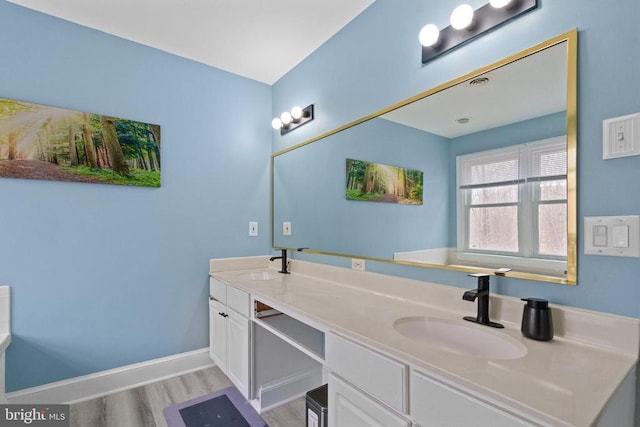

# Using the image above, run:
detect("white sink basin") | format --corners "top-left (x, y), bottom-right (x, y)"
top-left (393, 316), bottom-right (527, 360)
top-left (237, 271), bottom-right (283, 281)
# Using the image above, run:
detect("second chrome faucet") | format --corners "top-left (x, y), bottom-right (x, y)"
top-left (463, 273), bottom-right (503, 328)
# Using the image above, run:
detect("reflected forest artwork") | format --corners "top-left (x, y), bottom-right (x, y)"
top-left (0, 97), bottom-right (161, 187)
top-left (346, 158), bottom-right (423, 205)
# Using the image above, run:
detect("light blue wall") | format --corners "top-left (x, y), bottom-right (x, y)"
top-left (0, 2), bottom-right (272, 391)
top-left (274, 117), bottom-right (449, 257)
top-left (273, 0), bottom-right (640, 318)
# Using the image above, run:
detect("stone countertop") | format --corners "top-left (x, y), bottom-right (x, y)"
top-left (210, 258), bottom-right (638, 427)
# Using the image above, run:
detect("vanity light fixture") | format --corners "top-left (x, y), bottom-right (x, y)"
top-left (271, 104), bottom-right (314, 135)
top-left (418, 24), bottom-right (440, 47)
top-left (419, 0), bottom-right (538, 64)
top-left (450, 4), bottom-right (474, 30)
top-left (490, 0), bottom-right (512, 8)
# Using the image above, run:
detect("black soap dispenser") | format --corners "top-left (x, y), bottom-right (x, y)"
top-left (521, 298), bottom-right (554, 341)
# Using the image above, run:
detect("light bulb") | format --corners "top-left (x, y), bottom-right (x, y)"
top-left (291, 106), bottom-right (303, 119)
top-left (489, 0), bottom-right (512, 8)
top-left (280, 112), bottom-right (292, 125)
top-left (450, 4), bottom-right (474, 30)
top-left (271, 118), bottom-right (283, 129)
top-left (419, 24), bottom-right (440, 47)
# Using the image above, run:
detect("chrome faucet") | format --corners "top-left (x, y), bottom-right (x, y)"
top-left (463, 273), bottom-right (503, 328)
top-left (269, 249), bottom-right (290, 274)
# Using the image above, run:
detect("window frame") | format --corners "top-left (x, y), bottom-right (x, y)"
top-left (455, 136), bottom-right (567, 274)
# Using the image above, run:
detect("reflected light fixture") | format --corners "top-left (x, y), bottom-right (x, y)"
top-left (280, 111), bottom-right (292, 125)
top-left (291, 105), bottom-right (303, 119)
top-left (420, 0), bottom-right (538, 64)
top-left (271, 104), bottom-right (314, 135)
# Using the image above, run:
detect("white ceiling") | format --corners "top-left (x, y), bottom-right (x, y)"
top-left (382, 42), bottom-right (568, 138)
top-left (7, 0), bottom-right (375, 85)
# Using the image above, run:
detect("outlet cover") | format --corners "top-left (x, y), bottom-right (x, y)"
top-left (351, 258), bottom-right (365, 271)
top-left (249, 221), bottom-right (258, 237)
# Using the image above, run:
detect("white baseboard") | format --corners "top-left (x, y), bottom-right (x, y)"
top-left (6, 347), bottom-right (215, 405)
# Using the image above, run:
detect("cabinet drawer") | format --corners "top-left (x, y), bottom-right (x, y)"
top-left (326, 332), bottom-right (407, 414)
top-left (328, 373), bottom-right (410, 427)
top-left (227, 285), bottom-right (250, 317)
top-left (209, 278), bottom-right (227, 304)
top-left (410, 369), bottom-right (534, 427)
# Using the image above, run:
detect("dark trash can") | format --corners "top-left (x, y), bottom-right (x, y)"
top-left (305, 384), bottom-right (328, 427)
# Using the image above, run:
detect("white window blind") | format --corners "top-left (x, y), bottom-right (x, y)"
top-left (457, 136), bottom-right (567, 263)
top-left (459, 146), bottom-right (521, 189)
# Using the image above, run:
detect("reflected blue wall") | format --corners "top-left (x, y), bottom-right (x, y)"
top-left (274, 117), bottom-right (449, 257)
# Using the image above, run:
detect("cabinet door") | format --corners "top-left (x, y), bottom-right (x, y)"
top-left (209, 299), bottom-right (227, 372)
top-left (410, 369), bottom-right (534, 427)
top-left (326, 332), bottom-right (407, 414)
top-left (328, 373), bottom-right (410, 427)
top-left (226, 309), bottom-right (250, 398)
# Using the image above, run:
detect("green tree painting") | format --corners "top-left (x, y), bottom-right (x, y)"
top-left (0, 97), bottom-right (161, 187)
top-left (346, 158), bottom-right (423, 204)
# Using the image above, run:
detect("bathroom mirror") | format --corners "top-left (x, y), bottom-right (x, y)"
top-left (273, 30), bottom-right (577, 285)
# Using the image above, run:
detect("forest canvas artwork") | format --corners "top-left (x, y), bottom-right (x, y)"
top-left (346, 158), bottom-right (423, 204)
top-left (0, 97), bottom-right (161, 187)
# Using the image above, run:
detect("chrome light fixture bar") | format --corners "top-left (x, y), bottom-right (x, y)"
top-left (271, 104), bottom-right (314, 135)
top-left (420, 0), bottom-right (538, 64)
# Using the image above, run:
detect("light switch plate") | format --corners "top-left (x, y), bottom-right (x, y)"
top-left (584, 216), bottom-right (640, 257)
top-left (603, 113), bottom-right (640, 159)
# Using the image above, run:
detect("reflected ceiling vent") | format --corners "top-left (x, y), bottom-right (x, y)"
top-left (469, 77), bottom-right (490, 87)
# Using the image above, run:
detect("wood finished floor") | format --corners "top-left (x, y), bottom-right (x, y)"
top-left (70, 366), bottom-right (305, 427)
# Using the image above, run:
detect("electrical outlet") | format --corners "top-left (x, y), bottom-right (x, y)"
top-left (283, 221), bottom-right (292, 236)
top-left (249, 221), bottom-right (258, 237)
top-left (351, 258), bottom-right (365, 271)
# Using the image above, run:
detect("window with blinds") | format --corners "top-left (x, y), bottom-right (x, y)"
top-left (457, 136), bottom-right (567, 260)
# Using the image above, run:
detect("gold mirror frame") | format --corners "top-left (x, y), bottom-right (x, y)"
top-left (272, 29), bottom-right (577, 285)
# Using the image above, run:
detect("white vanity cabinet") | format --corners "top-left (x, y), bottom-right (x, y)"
top-left (209, 259), bottom-right (639, 427)
top-left (328, 373), bottom-right (411, 427)
top-left (325, 331), bottom-right (538, 427)
top-left (326, 332), bottom-right (411, 427)
top-left (209, 278), bottom-right (250, 398)
top-left (410, 369), bottom-right (536, 427)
